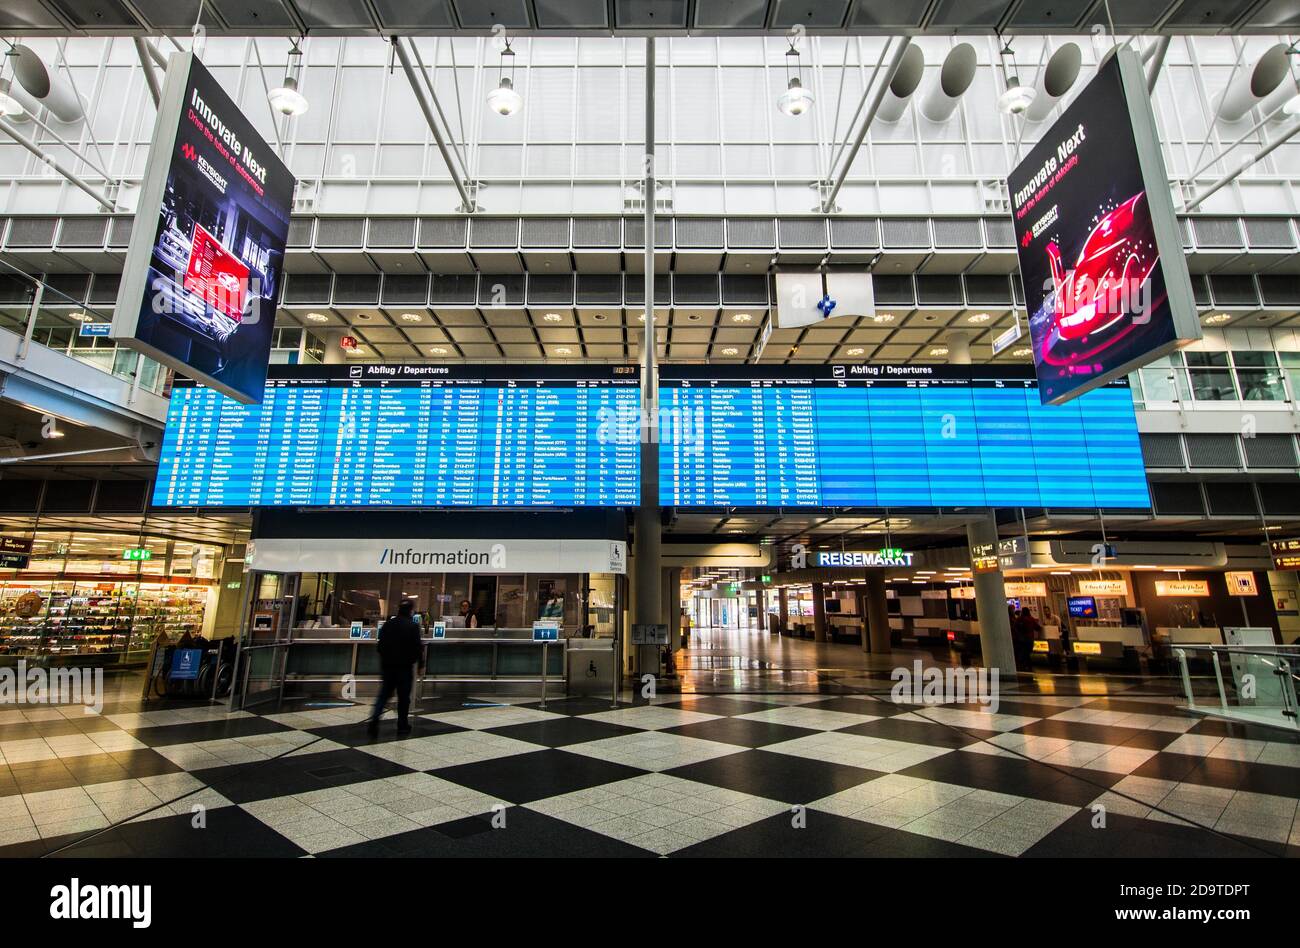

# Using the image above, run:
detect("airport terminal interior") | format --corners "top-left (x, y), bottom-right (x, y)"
top-left (0, 0), bottom-right (1299, 861)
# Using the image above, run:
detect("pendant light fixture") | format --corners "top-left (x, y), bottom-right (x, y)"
top-left (777, 39), bottom-right (814, 116)
top-left (997, 38), bottom-right (1035, 115)
top-left (268, 38), bottom-right (308, 116)
top-left (487, 34), bottom-right (521, 116)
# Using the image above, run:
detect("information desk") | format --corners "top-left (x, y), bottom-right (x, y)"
top-left (279, 627), bottom-right (615, 697)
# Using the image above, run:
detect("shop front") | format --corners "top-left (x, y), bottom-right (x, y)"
top-left (0, 524), bottom-right (224, 668)
top-left (231, 510), bottom-right (627, 704)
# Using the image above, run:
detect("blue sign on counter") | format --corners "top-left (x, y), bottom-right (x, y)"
top-left (532, 622), bottom-right (560, 642)
top-left (169, 648), bottom-right (203, 680)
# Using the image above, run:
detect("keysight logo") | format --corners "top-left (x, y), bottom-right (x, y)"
top-left (49, 879), bottom-right (152, 929)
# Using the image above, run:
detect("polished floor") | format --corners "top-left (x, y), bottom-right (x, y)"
top-left (1, 632), bottom-right (1296, 858)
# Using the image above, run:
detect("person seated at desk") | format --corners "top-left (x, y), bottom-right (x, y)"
top-left (456, 599), bottom-right (479, 629)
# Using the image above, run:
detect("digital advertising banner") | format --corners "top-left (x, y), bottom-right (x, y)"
top-left (1007, 46), bottom-right (1199, 405)
top-left (112, 51), bottom-right (294, 404)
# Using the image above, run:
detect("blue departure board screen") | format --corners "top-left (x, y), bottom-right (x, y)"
top-left (152, 365), bottom-right (641, 507)
top-left (658, 365), bottom-right (1150, 509)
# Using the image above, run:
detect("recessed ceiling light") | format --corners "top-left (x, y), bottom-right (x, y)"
top-left (70, 312), bottom-right (92, 322)
top-left (400, 313), bottom-right (422, 322)
top-left (429, 346), bottom-right (449, 355)
top-left (968, 313), bottom-right (991, 323)
top-left (929, 347), bottom-right (949, 356)
top-left (688, 313), bottom-right (702, 321)
top-left (345, 345), bottom-right (368, 356)
top-left (732, 313), bottom-right (753, 323)
top-left (356, 313), bottom-right (371, 320)
top-left (869, 313), bottom-right (895, 324)
top-left (306, 313), bottom-right (328, 322)
top-left (1205, 313), bottom-right (1232, 324)
top-left (555, 346), bottom-right (573, 355)
top-left (593, 313), bottom-right (607, 321)
top-left (846, 347), bottom-right (865, 356)
top-left (543, 312), bottom-right (563, 322)
top-left (1011, 347), bottom-right (1032, 357)
top-left (721, 347), bottom-right (739, 356)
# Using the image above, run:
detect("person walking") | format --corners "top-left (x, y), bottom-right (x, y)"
top-left (368, 600), bottom-right (425, 736)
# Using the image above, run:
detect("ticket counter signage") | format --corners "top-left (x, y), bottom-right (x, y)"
top-left (1072, 641), bottom-right (1103, 655)
top-left (1005, 581), bottom-right (1048, 598)
top-left (532, 621), bottom-right (561, 642)
top-left (1270, 538), bottom-right (1300, 571)
top-left (1078, 579), bottom-right (1128, 596)
top-left (1225, 572), bottom-right (1259, 597)
top-left (431, 621), bottom-right (447, 640)
top-left (1032, 640), bottom-right (1050, 653)
top-left (1154, 579), bottom-right (1210, 597)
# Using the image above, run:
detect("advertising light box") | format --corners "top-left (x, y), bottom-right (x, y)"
top-left (1007, 46), bottom-right (1199, 405)
top-left (112, 51), bottom-right (294, 404)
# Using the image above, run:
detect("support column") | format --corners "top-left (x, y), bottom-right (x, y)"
top-left (863, 572), bottom-right (891, 654)
top-left (632, 37), bottom-right (662, 678)
top-left (967, 513), bottom-right (1018, 678)
top-left (322, 331), bottom-right (346, 365)
top-left (947, 331), bottom-right (973, 366)
top-left (778, 587), bottom-right (789, 636)
top-left (665, 567), bottom-right (681, 651)
top-left (812, 582), bottom-right (827, 643)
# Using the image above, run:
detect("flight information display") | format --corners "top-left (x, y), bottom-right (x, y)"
top-left (153, 364), bottom-right (641, 507)
top-left (658, 365), bottom-right (1150, 509)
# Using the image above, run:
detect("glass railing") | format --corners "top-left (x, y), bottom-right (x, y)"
top-left (0, 259), bottom-right (171, 397)
top-left (1132, 365), bottom-right (1298, 409)
top-left (1173, 644), bottom-right (1300, 732)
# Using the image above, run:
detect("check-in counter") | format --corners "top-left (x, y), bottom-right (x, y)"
top-left (1030, 625), bottom-right (1064, 663)
top-left (279, 627), bottom-right (608, 697)
top-left (1158, 626), bottom-right (1224, 648)
top-left (1071, 625), bottom-right (1146, 668)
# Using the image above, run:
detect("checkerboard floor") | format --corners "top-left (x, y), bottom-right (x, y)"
top-left (2, 685), bottom-right (1297, 858)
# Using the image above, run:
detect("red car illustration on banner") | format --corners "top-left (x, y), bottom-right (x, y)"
top-left (182, 223), bottom-right (249, 323)
top-left (1042, 191), bottom-right (1159, 347)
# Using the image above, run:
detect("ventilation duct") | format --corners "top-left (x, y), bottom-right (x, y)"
top-left (919, 43), bottom-right (976, 123)
top-left (876, 45), bottom-right (925, 123)
top-left (1217, 43), bottom-right (1290, 122)
top-left (1025, 43), bottom-right (1082, 123)
top-left (11, 45), bottom-right (84, 123)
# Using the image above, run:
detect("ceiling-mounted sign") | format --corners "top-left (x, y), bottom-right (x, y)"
top-left (1270, 537), bottom-right (1300, 571)
top-left (123, 547), bottom-right (153, 562)
top-left (0, 554), bottom-right (30, 569)
top-left (1078, 579), bottom-right (1128, 597)
top-left (0, 537), bottom-right (33, 555)
top-left (1006, 46), bottom-right (1199, 405)
top-left (991, 319), bottom-right (1023, 356)
top-left (1154, 579), bottom-right (1210, 597)
top-left (997, 536), bottom-right (1032, 571)
top-left (1224, 571), bottom-right (1259, 597)
top-left (815, 548), bottom-right (914, 568)
top-left (774, 271), bottom-right (874, 329)
top-left (111, 50), bottom-right (295, 405)
top-left (970, 542), bottom-right (999, 573)
top-left (78, 322), bottom-right (113, 337)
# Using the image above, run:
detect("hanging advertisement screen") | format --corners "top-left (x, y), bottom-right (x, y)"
top-left (1007, 46), bottom-right (1199, 405)
top-left (111, 50), bottom-right (294, 405)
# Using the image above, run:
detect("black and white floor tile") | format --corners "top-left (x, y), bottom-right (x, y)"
top-left (1, 685), bottom-right (1297, 858)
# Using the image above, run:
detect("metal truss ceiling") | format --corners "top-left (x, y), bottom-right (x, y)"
top-left (4, 0), bottom-right (1297, 37)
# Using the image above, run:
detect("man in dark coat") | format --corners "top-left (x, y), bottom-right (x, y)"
top-left (368, 600), bottom-right (425, 736)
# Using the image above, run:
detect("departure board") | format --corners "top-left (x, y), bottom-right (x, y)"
top-left (658, 365), bottom-right (1150, 509)
top-left (153, 365), bottom-right (641, 507)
